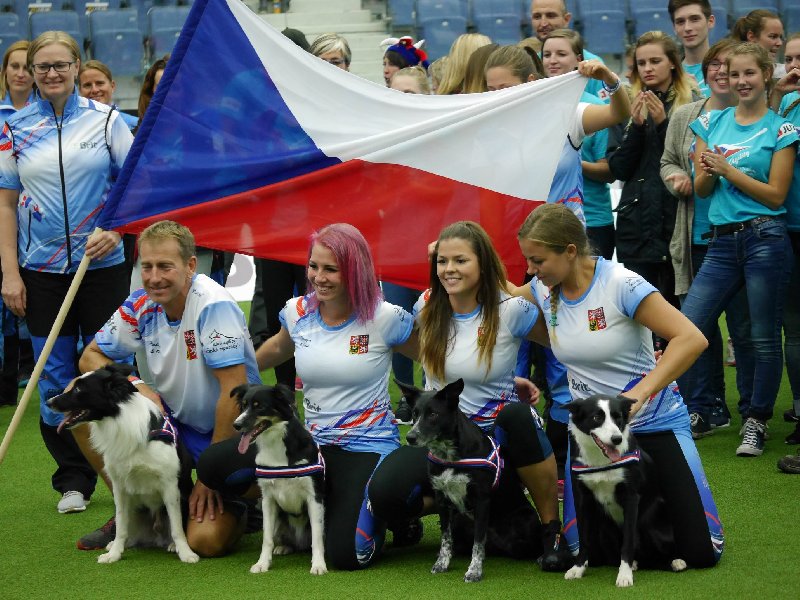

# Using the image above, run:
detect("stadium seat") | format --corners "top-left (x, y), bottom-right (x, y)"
top-left (709, 5), bottom-right (729, 44)
top-left (29, 10), bottom-right (83, 50)
top-left (0, 31), bottom-right (21, 56)
top-left (730, 2), bottom-right (779, 19)
top-left (579, 0), bottom-right (628, 15)
top-left (91, 29), bottom-right (143, 75)
top-left (88, 6), bottom-right (137, 35)
top-left (474, 15), bottom-right (521, 45)
top-left (632, 8), bottom-right (671, 39)
top-left (0, 10), bottom-right (18, 35)
top-left (580, 9), bottom-right (626, 55)
top-left (387, 0), bottom-right (415, 29)
top-left (416, 0), bottom-right (468, 25)
top-left (472, 0), bottom-right (519, 18)
top-left (147, 5), bottom-right (189, 55)
top-left (784, 6), bottom-right (800, 38)
top-left (419, 16), bottom-right (467, 60)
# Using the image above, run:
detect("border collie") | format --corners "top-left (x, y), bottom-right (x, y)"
top-left (399, 378), bottom-right (500, 583)
top-left (47, 363), bottom-right (198, 564)
top-left (565, 394), bottom-right (686, 587)
top-left (232, 383), bottom-right (326, 575)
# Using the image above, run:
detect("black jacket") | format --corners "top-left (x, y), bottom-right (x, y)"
top-left (609, 90), bottom-right (678, 264)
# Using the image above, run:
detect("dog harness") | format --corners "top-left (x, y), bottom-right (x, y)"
top-left (426, 436), bottom-right (503, 490)
top-left (570, 449), bottom-right (641, 474)
top-left (255, 448), bottom-right (326, 479)
top-left (148, 414), bottom-right (178, 446)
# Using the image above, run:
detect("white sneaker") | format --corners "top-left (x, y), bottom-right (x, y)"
top-left (57, 491), bottom-right (89, 514)
top-left (736, 418), bottom-right (766, 457)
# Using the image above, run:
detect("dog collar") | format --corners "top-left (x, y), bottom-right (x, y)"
top-left (148, 414), bottom-right (178, 446)
top-left (571, 449), bottom-right (641, 474)
top-left (427, 436), bottom-right (503, 490)
top-left (255, 448), bottom-right (325, 479)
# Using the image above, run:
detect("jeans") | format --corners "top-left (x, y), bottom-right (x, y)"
top-left (683, 245), bottom-right (754, 416)
top-left (380, 281), bottom-right (419, 386)
top-left (786, 232), bottom-right (800, 412)
top-left (679, 219), bottom-right (794, 422)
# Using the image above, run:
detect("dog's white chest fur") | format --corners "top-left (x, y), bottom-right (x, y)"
top-left (255, 425), bottom-right (316, 516)
top-left (431, 469), bottom-right (470, 514)
top-left (579, 470), bottom-right (625, 524)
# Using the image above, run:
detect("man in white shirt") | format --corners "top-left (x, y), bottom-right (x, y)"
top-left (73, 220), bottom-right (261, 557)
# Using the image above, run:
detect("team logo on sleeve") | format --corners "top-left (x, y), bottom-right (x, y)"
top-left (349, 335), bottom-right (369, 355)
top-left (184, 330), bottom-right (198, 360)
top-left (205, 329), bottom-right (240, 353)
top-left (588, 307), bottom-right (607, 331)
top-left (778, 122), bottom-right (797, 140)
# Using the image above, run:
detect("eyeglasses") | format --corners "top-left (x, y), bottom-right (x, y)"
top-left (32, 61), bottom-right (75, 75)
top-left (707, 60), bottom-right (723, 71)
top-left (323, 58), bottom-right (346, 66)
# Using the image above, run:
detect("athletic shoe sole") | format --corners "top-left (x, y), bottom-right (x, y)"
top-left (58, 500), bottom-right (90, 514)
top-left (777, 457), bottom-right (800, 474)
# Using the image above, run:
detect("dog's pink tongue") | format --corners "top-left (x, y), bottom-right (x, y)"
top-left (56, 418), bottom-right (67, 435)
top-left (606, 447), bottom-right (622, 462)
top-left (237, 432), bottom-right (254, 454)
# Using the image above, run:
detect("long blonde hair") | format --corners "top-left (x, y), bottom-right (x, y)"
top-left (419, 221), bottom-right (508, 381)
top-left (437, 33), bottom-right (492, 95)
top-left (0, 40), bottom-right (30, 98)
top-left (630, 31), bottom-right (694, 117)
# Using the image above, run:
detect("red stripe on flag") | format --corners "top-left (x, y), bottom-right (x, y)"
top-left (113, 160), bottom-right (542, 289)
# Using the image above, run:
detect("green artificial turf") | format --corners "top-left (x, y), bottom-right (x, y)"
top-left (1, 315), bottom-right (799, 599)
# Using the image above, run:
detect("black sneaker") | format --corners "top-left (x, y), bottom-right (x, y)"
top-left (538, 520), bottom-right (572, 572)
top-left (389, 518), bottom-right (423, 547)
top-left (709, 399), bottom-right (731, 429)
top-left (784, 408), bottom-right (800, 423)
top-left (786, 423), bottom-right (800, 445)
top-left (777, 451), bottom-right (800, 474)
top-left (395, 397), bottom-right (413, 426)
top-left (690, 412), bottom-right (712, 439)
top-left (77, 516), bottom-right (115, 550)
top-left (736, 418), bottom-right (766, 457)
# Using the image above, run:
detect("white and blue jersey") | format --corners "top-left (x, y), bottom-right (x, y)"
top-left (683, 62), bottom-right (710, 98)
top-left (529, 258), bottom-right (689, 433)
top-left (0, 91), bottom-right (34, 122)
top-left (113, 106), bottom-right (138, 132)
top-left (414, 290), bottom-right (540, 432)
top-left (280, 296), bottom-right (413, 456)
top-left (779, 92), bottom-right (800, 233)
top-left (94, 274), bottom-right (261, 434)
top-left (690, 107), bottom-right (799, 225)
top-left (0, 89), bottom-right (133, 273)
top-left (547, 101), bottom-right (590, 225)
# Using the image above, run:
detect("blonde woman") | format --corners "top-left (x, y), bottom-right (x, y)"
top-left (437, 33), bottom-right (492, 95)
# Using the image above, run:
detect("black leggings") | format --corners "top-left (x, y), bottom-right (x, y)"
top-left (196, 439), bottom-right (384, 570)
top-left (369, 403), bottom-right (552, 558)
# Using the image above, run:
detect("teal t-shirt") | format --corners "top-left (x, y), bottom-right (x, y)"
top-left (683, 62), bottom-right (710, 98)
top-left (580, 92), bottom-right (613, 227)
top-left (688, 136), bottom-right (713, 245)
top-left (779, 91), bottom-right (800, 232)
top-left (583, 49), bottom-right (606, 100)
top-left (690, 107), bottom-right (799, 224)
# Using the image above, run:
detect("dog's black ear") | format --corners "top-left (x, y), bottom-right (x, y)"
top-left (616, 395), bottom-right (636, 417)
top-left (273, 384), bottom-right (296, 420)
top-left (442, 378), bottom-right (464, 409)
top-left (394, 378), bottom-right (421, 408)
top-left (564, 400), bottom-right (582, 418)
top-left (230, 384), bottom-right (250, 401)
top-left (104, 362), bottom-right (135, 378)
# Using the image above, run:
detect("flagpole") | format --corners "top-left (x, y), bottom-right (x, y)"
top-left (0, 226), bottom-right (101, 467)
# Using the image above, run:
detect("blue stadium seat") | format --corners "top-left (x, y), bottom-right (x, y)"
top-left (628, 0), bottom-right (663, 9)
top-left (149, 27), bottom-right (180, 54)
top-left (0, 10), bottom-right (18, 35)
top-left (474, 15), bottom-right (521, 45)
top-left (91, 29), bottom-right (143, 75)
top-left (0, 0), bottom-right (15, 13)
top-left (88, 6), bottom-right (138, 35)
top-left (416, 0), bottom-right (468, 25)
top-left (419, 16), bottom-right (467, 59)
top-left (784, 6), bottom-right (800, 37)
top-left (632, 8), bottom-right (671, 39)
top-left (472, 0), bottom-right (518, 18)
top-left (387, 0), bottom-right (415, 29)
top-left (0, 30), bottom-right (21, 57)
top-left (29, 9), bottom-right (83, 50)
top-left (580, 9), bottom-right (626, 55)
top-left (579, 0), bottom-right (628, 15)
top-left (730, 2), bottom-right (778, 19)
top-left (147, 4), bottom-right (188, 34)
top-left (709, 5), bottom-right (728, 44)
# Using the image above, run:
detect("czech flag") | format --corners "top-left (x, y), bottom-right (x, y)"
top-left (99, 0), bottom-right (586, 289)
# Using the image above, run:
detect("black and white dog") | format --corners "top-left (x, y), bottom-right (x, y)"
top-left (398, 378), bottom-right (500, 583)
top-left (565, 394), bottom-right (686, 587)
top-left (47, 363), bottom-right (199, 564)
top-left (232, 383), bottom-right (327, 575)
